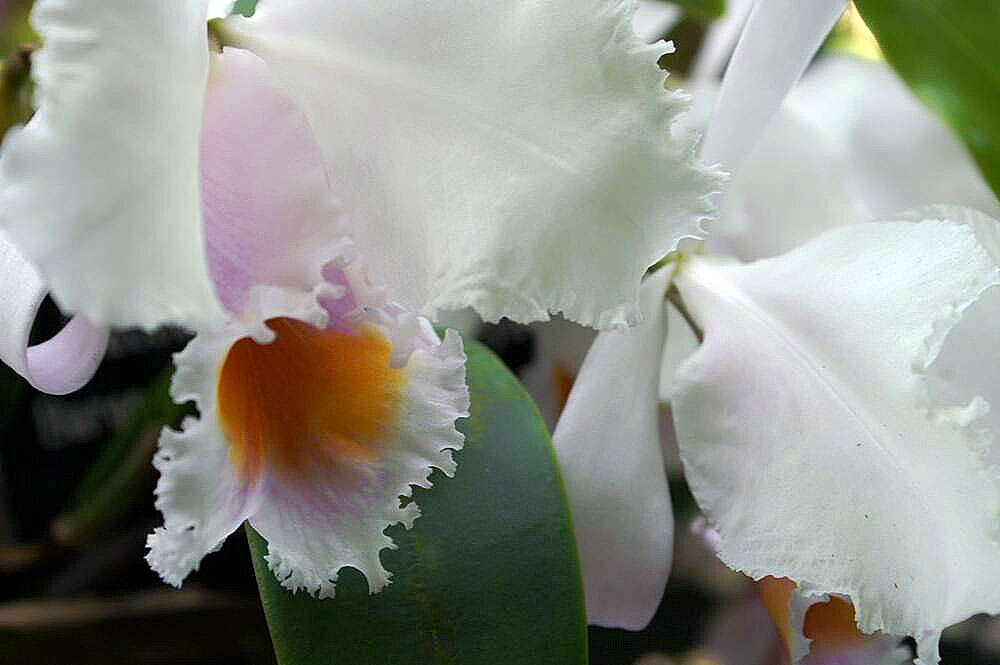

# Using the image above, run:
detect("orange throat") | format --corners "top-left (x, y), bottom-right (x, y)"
top-left (216, 317), bottom-right (407, 485)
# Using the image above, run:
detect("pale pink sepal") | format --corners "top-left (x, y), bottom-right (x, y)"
top-left (200, 48), bottom-right (346, 315)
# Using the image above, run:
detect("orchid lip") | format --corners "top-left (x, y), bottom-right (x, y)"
top-left (216, 316), bottom-right (408, 486)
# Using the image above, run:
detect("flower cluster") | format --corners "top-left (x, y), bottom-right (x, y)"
top-left (0, 2), bottom-right (997, 664)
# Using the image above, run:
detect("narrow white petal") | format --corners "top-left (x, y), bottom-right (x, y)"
top-left (668, 74), bottom-right (865, 261)
top-left (553, 268), bottom-right (673, 629)
top-left (223, 0), bottom-right (720, 329)
top-left (701, 0), bottom-right (847, 172)
top-left (0, 0), bottom-right (223, 329)
top-left (0, 232), bottom-right (107, 394)
top-left (689, 0), bottom-right (754, 81)
top-left (671, 218), bottom-right (1000, 662)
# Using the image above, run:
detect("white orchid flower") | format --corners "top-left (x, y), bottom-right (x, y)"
top-left (0, 0), bottom-right (719, 596)
top-left (554, 8), bottom-right (1000, 664)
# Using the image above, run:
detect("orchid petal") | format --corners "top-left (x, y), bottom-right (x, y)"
top-left (710, 56), bottom-right (999, 262)
top-left (553, 268), bottom-right (673, 629)
top-left (149, 276), bottom-right (469, 597)
top-left (0, 232), bottom-right (107, 394)
top-left (689, 0), bottom-right (754, 81)
top-left (713, 101), bottom-right (864, 259)
top-left (786, 57), bottom-right (1000, 222)
top-left (668, 75), bottom-right (866, 261)
top-left (915, 206), bottom-right (1000, 461)
top-left (701, 0), bottom-right (847, 172)
top-left (201, 48), bottom-right (346, 315)
top-left (146, 326), bottom-right (264, 586)
top-left (671, 217), bottom-right (1000, 663)
top-left (0, 0), bottom-right (223, 329)
top-left (147, 283), bottom-right (337, 586)
top-left (250, 321), bottom-right (468, 597)
top-left (222, 0), bottom-right (721, 329)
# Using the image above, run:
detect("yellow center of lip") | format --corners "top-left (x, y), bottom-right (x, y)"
top-left (216, 317), bottom-right (407, 484)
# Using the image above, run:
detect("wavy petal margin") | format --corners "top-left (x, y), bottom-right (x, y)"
top-left (148, 280), bottom-right (469, 597)
top-left (222, 0), bottom-right (721, 329)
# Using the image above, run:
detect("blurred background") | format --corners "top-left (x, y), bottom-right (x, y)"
top-left (0, 1), bottom-right (998, 664)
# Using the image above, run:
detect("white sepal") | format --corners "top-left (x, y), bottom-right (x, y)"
top-left (553, 268), bottom-right (673, 629)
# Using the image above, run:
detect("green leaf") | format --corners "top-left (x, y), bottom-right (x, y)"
top-left (672, 0), bottom-right (726, 23)
top-left (854, 0), bottom-right (1000, 198)
top-left (248, 338), bottom-right (588, 665)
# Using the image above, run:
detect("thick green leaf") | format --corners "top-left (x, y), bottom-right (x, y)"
top-left (248, 338), bottom-right (587, 665)
top-left (855, 0), bottom-right (1000, 198)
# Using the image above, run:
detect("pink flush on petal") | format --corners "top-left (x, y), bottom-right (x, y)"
top-left (199, 48), bottom-right (343, 315)
top-left (318, 263), bottom-right (359, 333)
